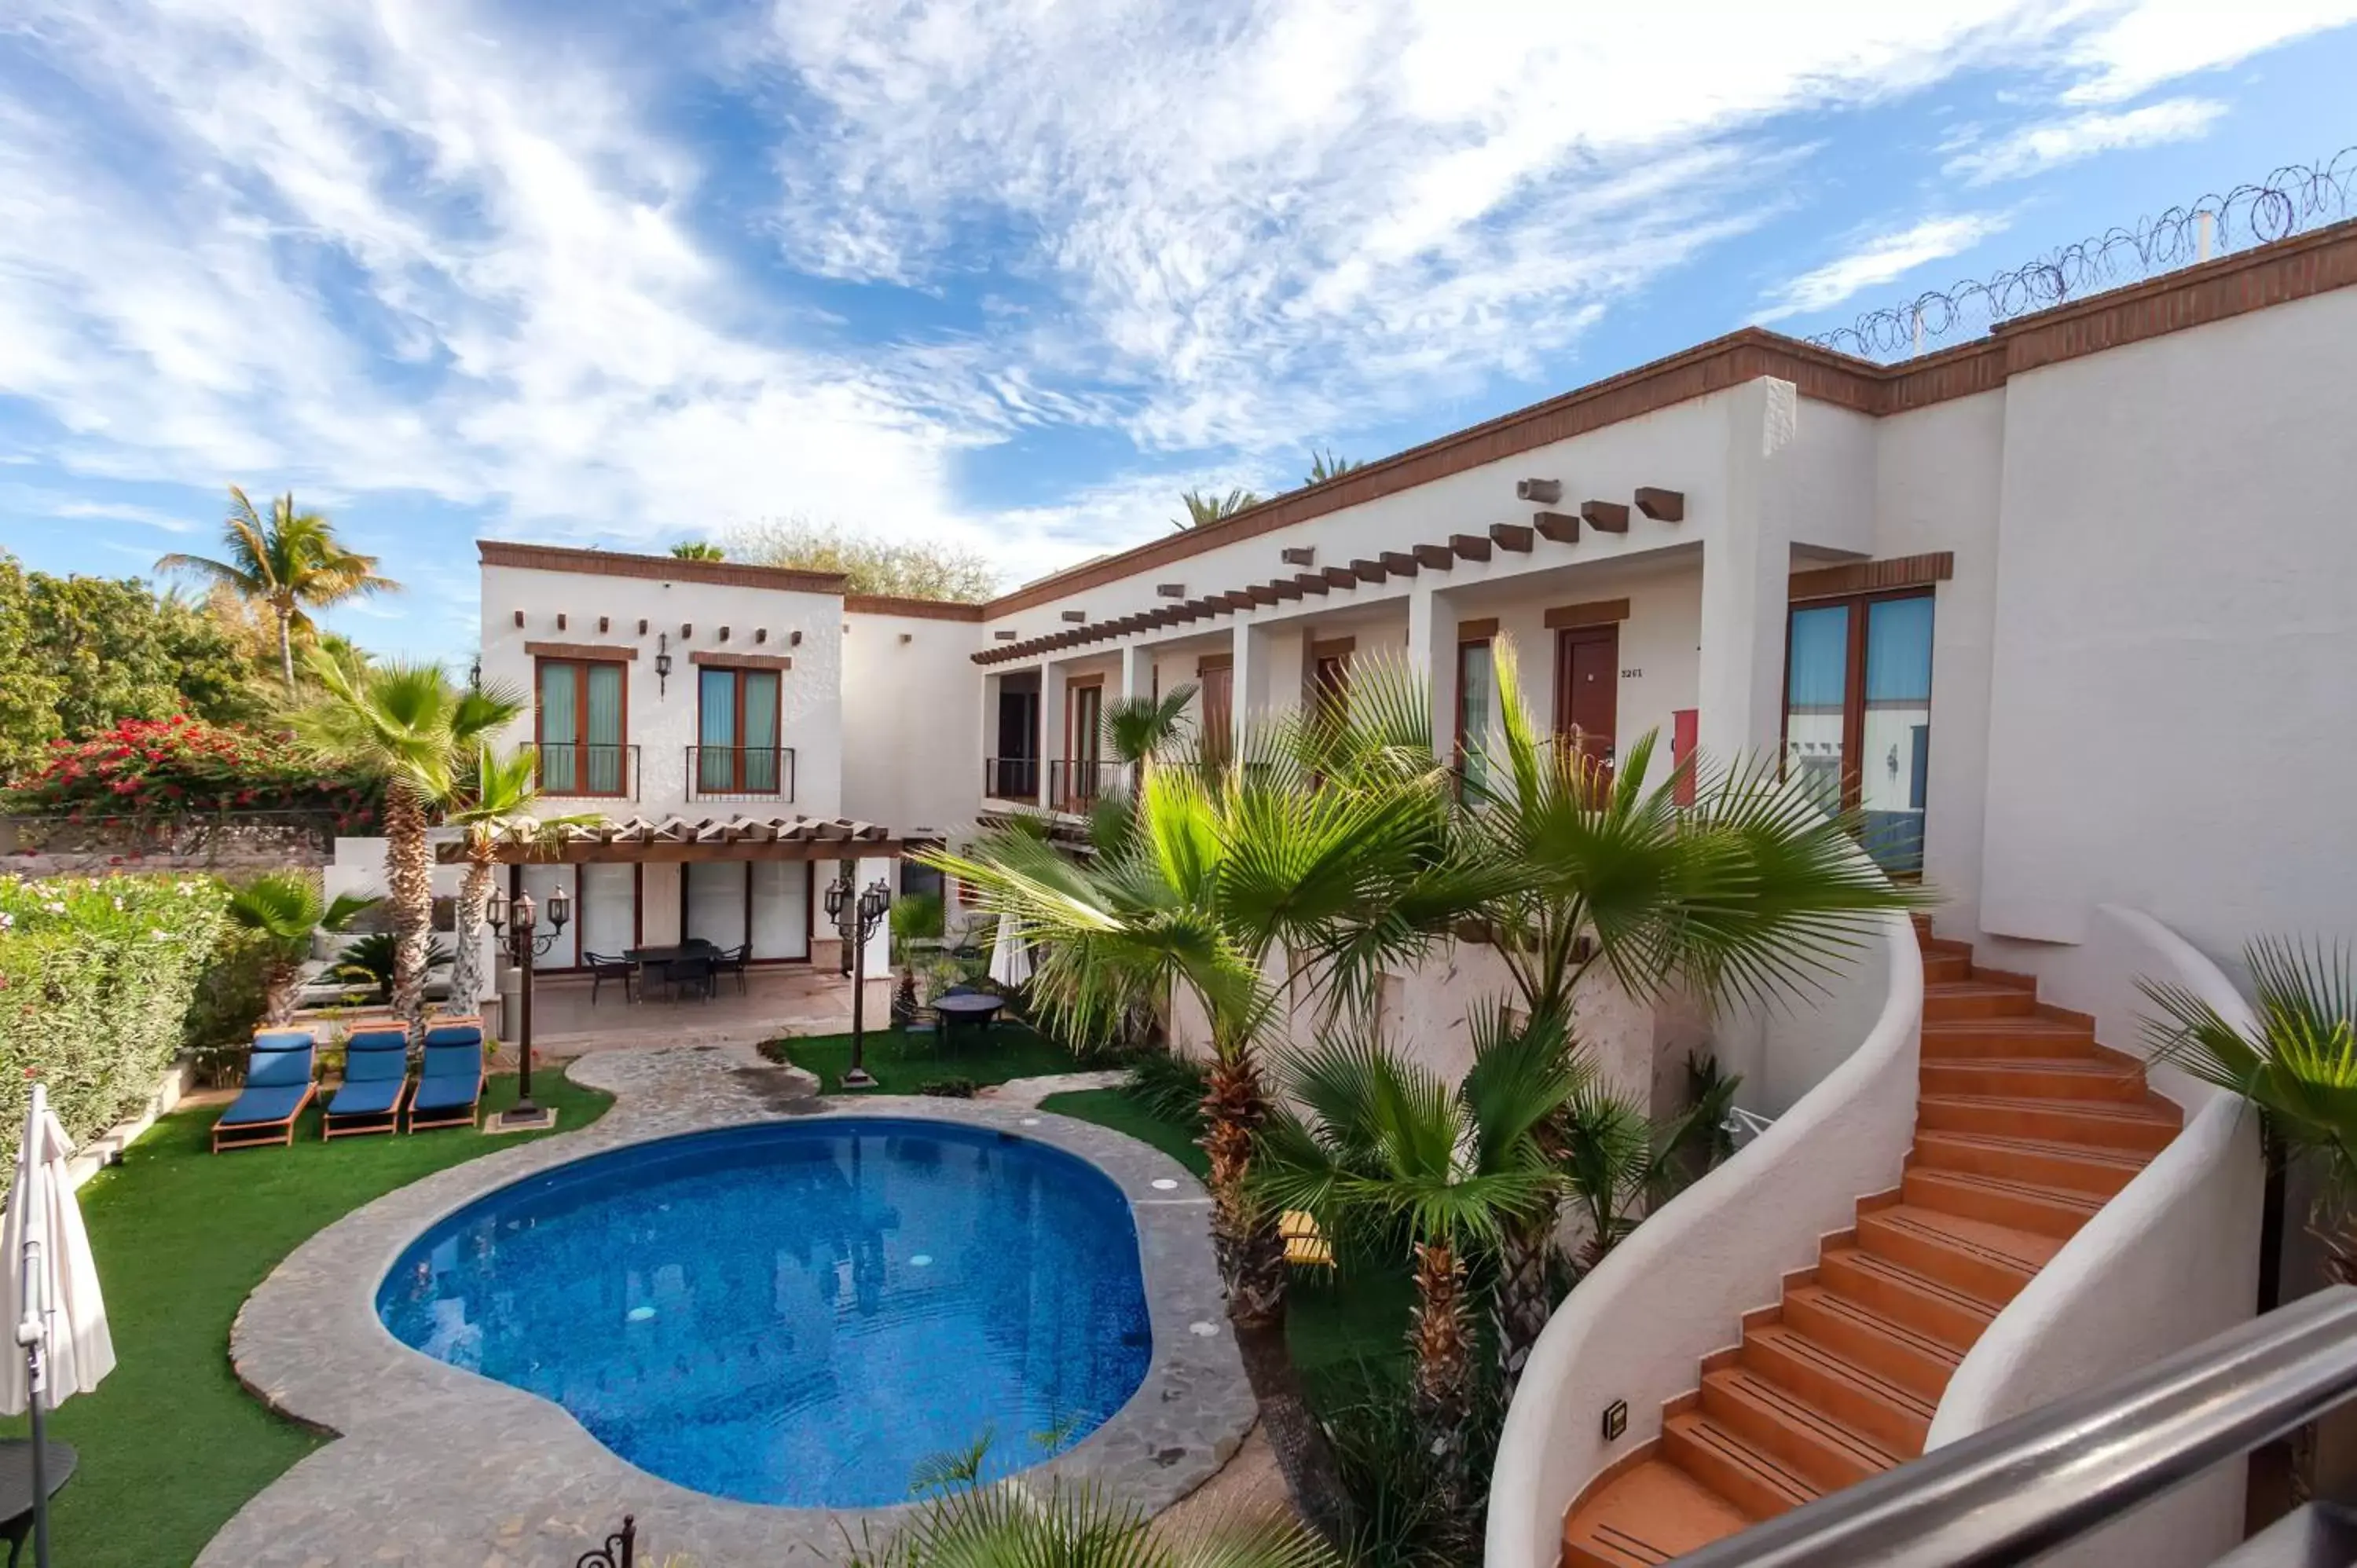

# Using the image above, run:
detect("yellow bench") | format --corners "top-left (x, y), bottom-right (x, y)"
top-left (1281, 1209), bottom-right (1335, 1269)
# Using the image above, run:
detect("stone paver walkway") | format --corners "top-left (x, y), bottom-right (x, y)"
top-left (981, 1068), bottom-right (1131, 1106)
top-left (203, 1045), bottom-right (1255, 1567)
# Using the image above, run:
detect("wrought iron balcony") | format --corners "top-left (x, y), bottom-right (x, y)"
top-left (984, 756), bottom-right (1042, 803)
top-left (1048, 759), bottom-right (1125, 814)
top-left (684, 746), bottom-right (796, 802)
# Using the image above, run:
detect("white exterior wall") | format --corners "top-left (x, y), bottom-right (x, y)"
top-left (478, 562), bottom-right (845, 821)
top-left (839, 608), bottom-right (984, 834)
top-left (1974, 286), bottom-right (2357, 960)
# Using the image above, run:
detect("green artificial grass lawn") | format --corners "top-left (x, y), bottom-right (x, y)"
top-left (0, 1067), bottom-right (613, 1568)
top-left (1037, 1086), bottom-right (1211, 1178)
top-left (768, 1023), bottom-right (1083, 1094)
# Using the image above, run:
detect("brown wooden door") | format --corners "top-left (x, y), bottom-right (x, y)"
top-left (1555, 624), bottom-right (1618, 793)
top-left (1198, 663), bottom-right (1233, 763)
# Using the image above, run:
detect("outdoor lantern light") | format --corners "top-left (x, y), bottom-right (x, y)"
top-left (828, 869), bottom-right (893, 1090)
top-left (488, 877), bottom-right (573, 1132)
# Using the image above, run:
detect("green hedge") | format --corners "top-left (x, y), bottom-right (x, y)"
top-left (0, 873), bottom-right (226, 1168)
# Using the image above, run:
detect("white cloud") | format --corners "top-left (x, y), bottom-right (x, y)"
top-left (1946, 97), bottom-right (2227, 184)
top-left (2062, 0), bottom-right (2357, 102)
top-left (0, 0), bottom-right (2349, 591)
top-left (1755, 215), bottom-right (2012, 324)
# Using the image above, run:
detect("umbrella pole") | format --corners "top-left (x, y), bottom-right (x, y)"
top-left (16, 1090), bottom-right (52, 1568)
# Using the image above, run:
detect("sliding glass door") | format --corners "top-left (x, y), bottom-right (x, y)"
top-left (1783, 590), bottom-right (1935, 874)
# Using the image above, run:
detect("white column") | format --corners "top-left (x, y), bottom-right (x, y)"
top-left (1408, 581), bottom-right (1458, 756)
top-left (1120, 643), bottom-right (1155, 704)
top-left (1038, 659), bottom-right (1066, 810)
top-left (1699, 377), bottom-right (1798, 764)
top-left (1232, 620), bottom-right (1273, 751)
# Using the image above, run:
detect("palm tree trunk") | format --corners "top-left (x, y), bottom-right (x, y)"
top-left (263, 954), bottom-right (303, 1025)
top-left (1493, 1214), bottom-right (1559, 1398)
top-left (1202, 1042), bottom-right (1287, 1327)
top-left (276, 608), bottom-right (296, 694)
top-left (383, 790), bottom-right (434, 1041)
top-left (449, 852), bottom-right (493, 1013)
top-left (1411, 1238), bottom-right (1476, 1541)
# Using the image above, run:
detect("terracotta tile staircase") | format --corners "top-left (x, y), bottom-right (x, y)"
top-left (1558, 923), bottom-right (2184, 1567)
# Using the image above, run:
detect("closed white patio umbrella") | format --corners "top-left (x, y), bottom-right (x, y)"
top-left (4, 1084), bottom-right (114, 1568)
top-left (987, 908), bottom-right (1034, 989)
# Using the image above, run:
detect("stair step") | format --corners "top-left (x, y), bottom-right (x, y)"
top-left (1920, 1017), bottom-right (2099, 1060)
top-left (1923, 953), bottom-right (1972, 984)
top-left (1662, 1409), bottom-right (1822, 1520)
top-left (1923, 981), bottom-right (2038, 1021)
top-left (1740, 1321), bottom-right (1934, 1454)
top-left (1562, 1459), bottom-right (1754, 1567)
top-left (1781, 1283), bottom-right (1963, 1401)
top-left (1920, 1057), bottom-right (2151, 1102)
top-left (1854, 1204), bottom-right (2053, 1306)
top-left (1916, 1094), bottom-right (2181, 1152)
top-left (1913, 1129), bottom-right (2151, 1197)
top-left (1904, 1166), bottom-right (2103, 1239)
top-left (1699, 1367), bottom-right (1901, 1492)
top-left (1816, 1245), bottom-right (2000, 1346)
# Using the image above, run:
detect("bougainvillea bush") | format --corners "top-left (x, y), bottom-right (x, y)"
top-left (0, 714), bottom-right (380, 829)
top-left (0, 873), bottom-right (227, 1167)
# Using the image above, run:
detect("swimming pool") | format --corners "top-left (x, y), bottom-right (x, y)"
top-left (376, 1119), bottom-right (1153, 1508)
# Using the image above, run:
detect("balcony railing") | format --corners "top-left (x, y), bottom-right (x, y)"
top-left (535, 743), bottom-right (639, 800)
top-left (984, 756), bottom-right (1041, 803)
top-left (1049, 759), bottom-right (1125, 814)
top-left (685, 746), bottom-right (796, 802)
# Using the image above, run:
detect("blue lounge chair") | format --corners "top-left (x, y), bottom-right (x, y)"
top-left (213, 1035), bottom-right (317, 1152)
top-left (322, 1028), bottom-right (411, 1140)
top-left (406, 1020), bottom-right (486, 1133)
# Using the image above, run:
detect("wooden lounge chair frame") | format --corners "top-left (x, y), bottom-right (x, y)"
top-left (321, 1031), bottom-right (413, 1141)
top-left (212, 1039), bottom-right (318, 1152)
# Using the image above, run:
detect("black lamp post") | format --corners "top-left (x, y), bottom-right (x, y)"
top-left (825, 867), bottom-right (891, 1089)
top-left (486, 880), bottom-right (570, 1129)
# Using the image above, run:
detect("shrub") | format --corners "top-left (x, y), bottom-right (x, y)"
top-left (0, 872), bottom-right (226, 1166)
top-left (1124, 1050), bottom-right (1211, 1131)
top-left (179, 926), bottom-right (275, 1084)
top-left (1, 713), bottom-right (381, 827)
top-left (917, 1076), bottom-right (978, 1098)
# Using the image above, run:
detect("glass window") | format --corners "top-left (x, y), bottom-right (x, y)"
top-left (698, 668), bottom-right (783, 795)
top-left (1457, 639), bottom-right (1494, 793)
top-left (535, 658), bottom-right (626, 797)
top-left (1781, 592), bottom-right (1934, 875)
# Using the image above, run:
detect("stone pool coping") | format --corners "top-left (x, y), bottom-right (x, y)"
top-left (201, 1045), bottom-right (1255, 1566)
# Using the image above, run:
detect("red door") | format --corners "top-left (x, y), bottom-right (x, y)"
top-left (1555, 625), bottom-right (1619, 796)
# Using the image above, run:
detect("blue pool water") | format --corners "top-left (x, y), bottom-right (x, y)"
top-left (376, 1120), bottom-right (1153, 1507)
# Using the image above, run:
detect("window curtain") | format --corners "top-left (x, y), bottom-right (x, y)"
top-left (1786, 605), bottom-right (1849, 710)
top-left (742, 671), bottom-right (780, 793)
top-left (698, 669), bottom-right (735, 793)
top-left (585, 664), bottom-right (624, 793)
top-left (1864, 597), bottom-right (1934, 705)
top-left (537, 661), bottom-right (577, 793)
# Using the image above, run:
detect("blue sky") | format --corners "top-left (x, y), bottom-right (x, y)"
top-left (2, 1), bottom-right (2353, 663)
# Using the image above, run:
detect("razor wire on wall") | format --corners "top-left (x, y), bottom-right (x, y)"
top-left (1809, 146), bottom-right (2357, 361)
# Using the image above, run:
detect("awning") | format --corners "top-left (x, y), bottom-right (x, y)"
top-left (437, 815), bottom-right (934, 864)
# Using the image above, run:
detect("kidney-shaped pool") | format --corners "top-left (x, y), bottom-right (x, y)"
top-left (376, 1119), bottom-right (1153, 1508)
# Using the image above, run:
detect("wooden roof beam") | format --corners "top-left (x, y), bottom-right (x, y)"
top-left (1634, 486), bottom-right (1685, 522)
top-left (1581, 500), bottom-right (1630, 533)
top-left (1490, 522), bottom-right (1534, 553)
top-left (1450, 533), bottom-right (1492, 562)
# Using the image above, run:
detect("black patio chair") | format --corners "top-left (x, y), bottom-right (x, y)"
top-left (721, 943), bottom-right (752, 996)
top-left (664, 954), bottom-right (717, 1003)
top-left (584, 951), bottom-right (636, 1006)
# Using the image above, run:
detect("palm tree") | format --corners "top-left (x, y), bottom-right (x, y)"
top-left (1257, 1004), bottom-right (1581, 1502)
top-left (670, 540), bottom-right (725, 560)
top-left (442, 745), bottom-right (603, 1013)
top-left (841, 1479), bottom-right (1338, 1568)
top-left (1103, 682), bottom-right (1199, 770)
top-left (1303, 447), bottom-right (1363, 485)
top-left (2145, 939), bottom-right (2357, 1281)
top-left (294, 655), bottom-right (522, 1039)
top-left (1171, 487), bottom-right (1263, 530)
top-left (223, 873), bottom-right (379, 1022)
top-left (158, 487), bottom-right (398, 693)
top-left (1557, 1083), bottom-right (1703, 1275)
top-left (923, 759), bottom-right (1463, 1325)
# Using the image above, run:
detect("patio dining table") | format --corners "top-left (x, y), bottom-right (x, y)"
top-left (623, 940), bottom-right (722, 1002)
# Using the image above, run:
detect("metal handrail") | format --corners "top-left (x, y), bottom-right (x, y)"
top-left (682, 746), bottom-right (795, 803)
top-left (1670, 1285), bottom-right (2357, 1568)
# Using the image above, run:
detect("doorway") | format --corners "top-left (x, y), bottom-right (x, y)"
top-left (1554, 623), bottom-right (1619, 793)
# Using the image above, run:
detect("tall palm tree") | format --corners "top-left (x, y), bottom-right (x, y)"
top-left (669, 540), bottom-right (725, 560)
top-left (842, 1479), bottom-right (1338, 1568)
top-left (442, 745), bottom-right (603, 1013)
top-left (1171, 487), bottom-right (1263, 530)
top-left (294, 655), bottom-right (522, 1038)
top-left (1258, 1004), bottom-right (1581, 1499)
top-left (158, 487), bottom-right (398, 693)
top-left (1303, 446), bottom-right (1363, 485)
top-left (222, 873), bottom-right (379, 1023)
top-left (924, 759), bottom-right (1468, 1325)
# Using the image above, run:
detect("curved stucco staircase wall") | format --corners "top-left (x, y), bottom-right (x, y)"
top-left (1486, 910), bottom-right (1923, 1568)
top-left (1924, 904), bottom-right (2264, 1568)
